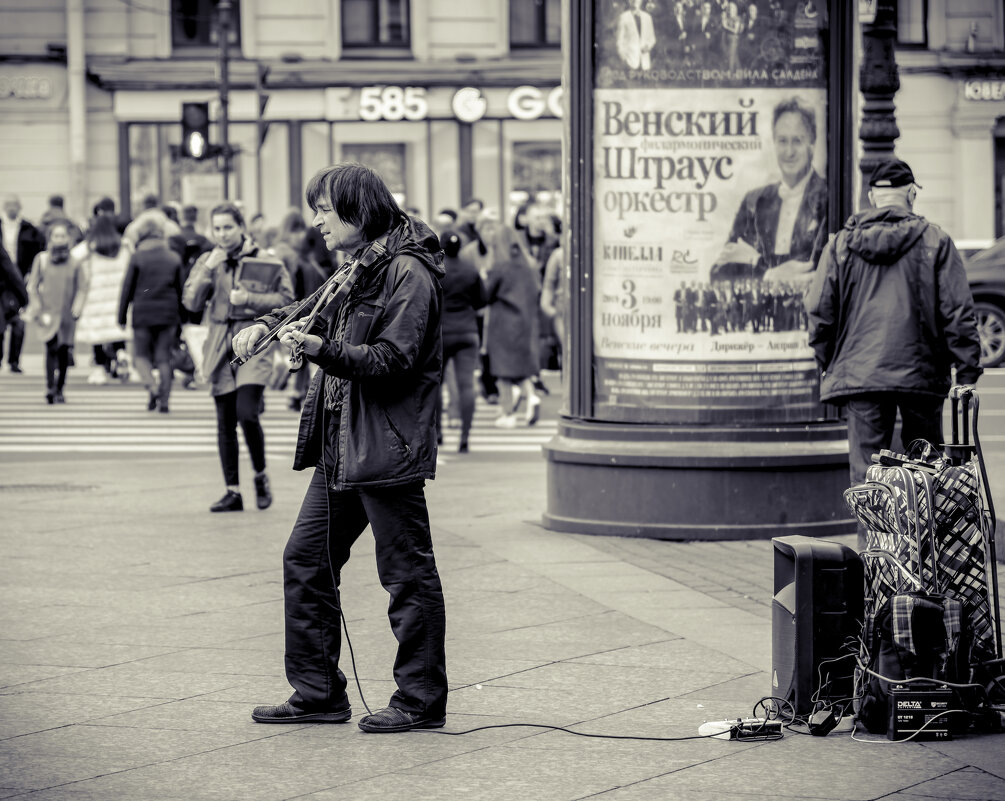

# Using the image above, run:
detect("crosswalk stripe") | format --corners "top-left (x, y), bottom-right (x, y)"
top-left (0, 369), bottom-right (557, 457)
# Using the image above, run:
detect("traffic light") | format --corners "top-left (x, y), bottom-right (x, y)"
top-left (181, 102), bottom-right (210, 159)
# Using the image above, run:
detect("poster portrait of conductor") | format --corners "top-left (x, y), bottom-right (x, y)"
top-left (596, 0), bottom-right (827, 90)
top-left (591, 81), bottom-right (829, 421)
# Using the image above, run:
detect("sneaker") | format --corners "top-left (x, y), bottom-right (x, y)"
top-left (525, 395), bottom-right (541, 426)
top-left (254, 474), bottom-right (272, 510)
top-left (210, 490), bottom-right (244, 512)
top-left (357, 706), bottom-right (445, 733)
top-left (87, 368), bottom-right (108, 385)
top-left (252, 701), bottom-right (351, 724)
top-left (494, 414), bottom-right (517, 429)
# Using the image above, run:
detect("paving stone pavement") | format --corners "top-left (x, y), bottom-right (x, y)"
top-left (1, 442), bottom-right (1004, 800)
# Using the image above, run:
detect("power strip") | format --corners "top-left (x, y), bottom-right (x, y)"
top-left (698, 718), bottom-right (783, 740)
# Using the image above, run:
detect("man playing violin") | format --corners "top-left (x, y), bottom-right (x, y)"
top-left (232, 163), bottom-right (448, 733)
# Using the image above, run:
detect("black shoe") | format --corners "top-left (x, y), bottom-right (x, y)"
top-left (457, 442), bottom-right (469, 454)
top-left (532, 376), bottom-right (550, 396)
top-left (252, 701), bottom-right (351, 724)
top-left (210, 490), bottom-right (243, 512)
top-left (288, 397), bottom-right (302, 412)
top-left (358, 706), bottom-right (445, 733)
top-left (10, 364), bottom-right (22, 374)
top-left (158, 405), bottom-right (169, 414)
top-left (54, 391), bottom-right (65, 404)
top-left (147, 392), bottom-right (158, 411)
top-left (254, 474), bottom-right (272, 510)
top-left (45, 391), bottom-right (54, 405)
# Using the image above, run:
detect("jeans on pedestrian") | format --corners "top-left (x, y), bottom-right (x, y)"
top-left (213, 384), bottom-right (266, 486)
top-left (3, 315), bottom-right (24, 367)
top-left (132, 324), bottom-right (177, 405)
top-left (845, 392), bottom-right (945, 549)
top-left (282, 466), bottom-right (447, 716)
top-left (44, 335), bottom-right (69, 391)
top-left (441, 333), bottom-right (479, 444)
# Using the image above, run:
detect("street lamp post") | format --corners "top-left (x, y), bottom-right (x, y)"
top-left (859, 0), bottom-right (900, 209)
top-left (218, 0), bottom-right (232, 199)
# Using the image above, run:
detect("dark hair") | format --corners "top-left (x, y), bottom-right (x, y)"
top-left (772, 97), bottom-right (816, 143)
top-left (48, 194), bottom-right (65, 208)
top-left (86, 214), bottom-right (122, 257)
top-left (182, 204), bottom-right (199, 223)
top-left (250, 212), bottom-right (265, 224)
top-left (142, 193), bottom-right (160, 210)
top-left (437, 208), bottom-right (458, 221)
top-left (305, 163), bottom-right (401, 242)
top-left (161, 204), bottom-right (179, 224)
top-left (210, 202), bottom-right (245, 228)
top-left (439, 230), bottom-right (462, 258)
top-left (278, 208), bottom-right (307, 243)
top-left (93, 196), bottom-right (116, 216)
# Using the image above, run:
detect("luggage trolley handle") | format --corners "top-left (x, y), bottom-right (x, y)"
top-left (947, 385), bottom-right (996, 531)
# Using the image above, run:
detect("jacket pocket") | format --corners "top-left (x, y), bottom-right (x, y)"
top-left (381, 406), bottom-right (413, 461)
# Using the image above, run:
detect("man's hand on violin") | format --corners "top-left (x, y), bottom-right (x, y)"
top-left (279, 319), bottom-right (323, 358)
top-left (232, 323), bottom-right (268, 361)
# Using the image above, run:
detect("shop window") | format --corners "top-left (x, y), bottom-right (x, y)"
top-left (511, 141), bottom-right (562, 221)
top-left (897, 0), bottom-right (927, 47)
top-left (172, 0), bottom-right (241, 52)
top-left (510, 0), bottom-right (561, 48)
top-left (342, 0), bottom-right (410, 50)
top-left (342, 143), bottom-right (407, 205)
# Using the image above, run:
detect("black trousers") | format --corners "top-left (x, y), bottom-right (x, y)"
top-left (2, 315), bottom-right (24, 367)
top-left (213, 385), bottom-right (266, 486)
top-left (283, 466), bottom-right (447, 717)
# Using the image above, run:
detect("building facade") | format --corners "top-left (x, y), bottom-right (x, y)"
top-left (892, 0), bottom-right (1005, 244)
top-left (0, 0), bottom-right (562, 229)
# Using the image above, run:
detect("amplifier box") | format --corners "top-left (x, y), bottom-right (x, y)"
top-left (887, 684), bottom-right (956, 741)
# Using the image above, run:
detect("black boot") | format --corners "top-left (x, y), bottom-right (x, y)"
top-left (254, 474), bottom-right (272, 510)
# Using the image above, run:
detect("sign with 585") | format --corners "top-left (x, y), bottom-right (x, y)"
top-left (358, 86), bottom-right (428, 121)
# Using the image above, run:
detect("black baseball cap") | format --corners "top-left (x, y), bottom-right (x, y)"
top-left (868, 159), bottom-right (921, 189)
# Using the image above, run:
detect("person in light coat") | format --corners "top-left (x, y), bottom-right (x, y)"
top-left (183, 202), bottom-right (293, 513)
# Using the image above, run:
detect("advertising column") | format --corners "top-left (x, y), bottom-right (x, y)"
top-left (543, 0), bottom-right (856, 540)
top-left (593, 1), bottom-right (829, 424)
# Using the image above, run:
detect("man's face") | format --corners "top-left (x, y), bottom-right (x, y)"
top-left (432, 213), bottom-right (455, 233)
top-left (4, 198), bottom-right (20, 220)
top-left (773, 111), bottom-right (814, 186)
top-left (313, 201), bottom-right (365, 253)
top-left (460, 202), bottom-right (482, 224)
top-left (629, 0), bottom-right (643, 10)
top-left (48, 226), bottom-right (70, 248)
top-left (527, 207), bottom-right (550, 236)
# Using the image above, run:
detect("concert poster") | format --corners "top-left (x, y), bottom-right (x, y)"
top-left (591, 0), bottom-right (831, 423)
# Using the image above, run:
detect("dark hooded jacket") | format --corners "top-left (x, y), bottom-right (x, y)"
top-left (258, 216), bottom-right (444, 489)
top-left (806, 206), bottom-right (982, 403)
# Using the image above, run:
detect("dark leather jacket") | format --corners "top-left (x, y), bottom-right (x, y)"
top-left (807, 207), bottom-right (982, 402)
top-left (260, 216), bottom-right (444, 489)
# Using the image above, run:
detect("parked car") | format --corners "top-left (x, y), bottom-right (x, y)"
top-left (962, 239), bottom-right (1005, 368)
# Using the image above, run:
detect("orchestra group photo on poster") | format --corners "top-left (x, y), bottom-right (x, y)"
top-left (598, 0), bottom-right (825, 89)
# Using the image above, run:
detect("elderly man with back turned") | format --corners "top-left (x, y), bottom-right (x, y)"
top-left (806, 159), bottom-right (982, 546)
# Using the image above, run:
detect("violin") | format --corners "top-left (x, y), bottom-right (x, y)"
top-left (230, 239), bottom-right (388, 370)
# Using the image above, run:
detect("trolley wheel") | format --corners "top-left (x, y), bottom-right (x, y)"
top-left (986, 673), bottom-right (1005, 708)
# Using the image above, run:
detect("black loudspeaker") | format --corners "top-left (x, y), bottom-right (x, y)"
top-left (771, 535), bottom-right (864, 718)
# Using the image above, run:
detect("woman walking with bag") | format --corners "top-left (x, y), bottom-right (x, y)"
top-left (24, 221), bottom-right (86, 403)
top-left (183, 203), bottom-right (293, 513)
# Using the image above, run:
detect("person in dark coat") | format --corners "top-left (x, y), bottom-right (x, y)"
top-left (439, 229), bottom-right (488, 452)
top-left (232, 163), bottom-right (448, 734)
top-left (1, 195), bottom-right (45, 373)
top-left (484, 225), bottom-right (542, 427)
top-left (119, 216), bottom-right (184, 413)
top-left (806, 159), bottom-right (982, 546)
top-left (0, 244), bottom-right (28, 333)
